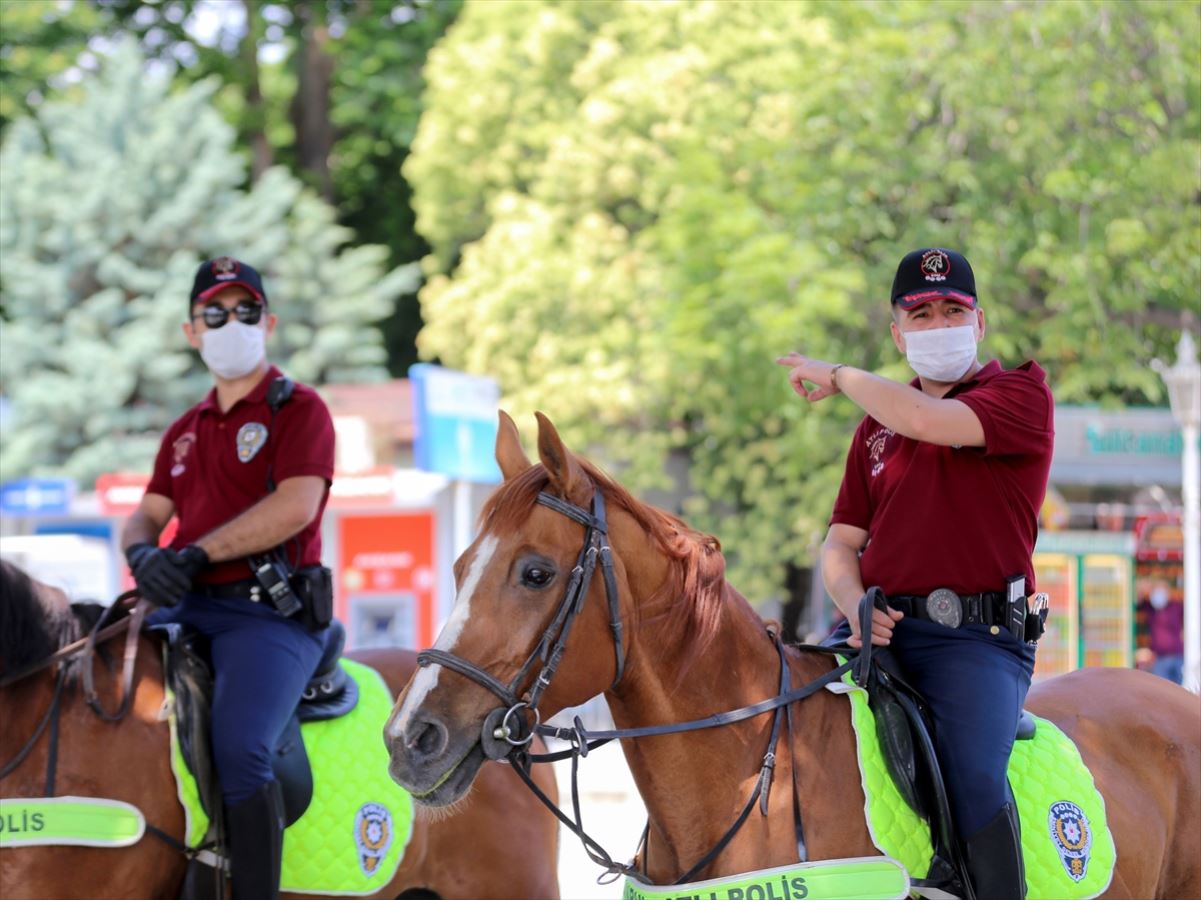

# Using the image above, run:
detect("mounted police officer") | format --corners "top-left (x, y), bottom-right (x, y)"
top-left (121, 257), bottom-right (336, 900)
top-left (778, 248), bottom-right (1054, 900)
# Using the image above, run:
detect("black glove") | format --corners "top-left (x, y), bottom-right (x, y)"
top-left (124, 542), bottom-right (157, 573)
top-left (126, 544), bottom-right (209, 607)
top-left (176, 544), bottom-right (210, 580)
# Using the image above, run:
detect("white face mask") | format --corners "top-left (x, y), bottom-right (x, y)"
top-left (1149, 586), bottom-right (1170, 610)
top-left (903, 324), bottom-right (978, 382)
top-left (199, 321), bottom-right (266, 380)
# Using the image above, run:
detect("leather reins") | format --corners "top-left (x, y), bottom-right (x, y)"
top-left (415, 487), bottom-right (863, 883)
top-left (0, 591), bottom-right (150, 791)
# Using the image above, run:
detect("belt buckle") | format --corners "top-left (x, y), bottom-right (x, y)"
top-left (925, 588), bottom-right (963, 628)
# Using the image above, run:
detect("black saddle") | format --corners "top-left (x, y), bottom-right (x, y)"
top-left (149, 618), bottom-right (359, 830)
top-left (821, 597), bottom-right (1036, 900)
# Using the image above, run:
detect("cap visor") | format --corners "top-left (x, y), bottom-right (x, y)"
top-left (194, 281), bottom-right (265, 303)
top-left (894, 289), bottom-right (976, 310)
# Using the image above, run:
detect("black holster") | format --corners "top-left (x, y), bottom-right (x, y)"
top-left (291, 565), bottom-right (334, 632)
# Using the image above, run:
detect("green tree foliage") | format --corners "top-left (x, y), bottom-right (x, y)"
top-left (0, 42), bottom-right (416, 483)
top-left (0, 0), bottom-right (102, 133)
top-left (89, 0), bottom-right (462, 372)
top-left (408, 0), bottom-right (1201, 600)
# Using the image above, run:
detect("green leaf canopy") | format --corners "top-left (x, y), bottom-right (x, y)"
top-left (0, 41), bottom-right (417, 484)
top-left (408, 0), bottom-right (1200, 601)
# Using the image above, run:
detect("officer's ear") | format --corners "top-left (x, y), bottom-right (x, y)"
top-left (183, 320), bottom-right (202, 350)
top-left (264, 310), bottom-right (278, 338)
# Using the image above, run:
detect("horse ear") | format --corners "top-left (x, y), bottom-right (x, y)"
top-left (535, 411), bottom-right (589, 503)
top-left (495, 410), bottom-right (531, 482)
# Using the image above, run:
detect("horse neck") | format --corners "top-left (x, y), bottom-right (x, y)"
top-left (604, 555), bottom-right (787, 877)
top-left (602, 519), bottom-right (874, 879)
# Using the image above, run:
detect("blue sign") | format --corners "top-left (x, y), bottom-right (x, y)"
top-left (410, 365), bottom-right (502, 483)
top-left (0, 477), bottom-right (76, 516)
top-left (35, 521), bottom-right (113, 541)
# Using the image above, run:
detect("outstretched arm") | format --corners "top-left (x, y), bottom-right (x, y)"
top-left (776, 353), bottom-right (985, 447)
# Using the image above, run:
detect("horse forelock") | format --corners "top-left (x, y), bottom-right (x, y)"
top-left (0, 559), bottom-right (86, 678)
top-left (480, 460), bottom-right (729, 680)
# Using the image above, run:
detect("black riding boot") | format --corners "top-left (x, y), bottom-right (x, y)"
top-left (226, 780), bottom-right (285, 900)
top-left (964, 802), bottom-right (1026, 900)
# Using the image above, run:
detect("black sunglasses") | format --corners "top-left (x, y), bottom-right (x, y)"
top-left (192, 300), bottom-right (265, 329)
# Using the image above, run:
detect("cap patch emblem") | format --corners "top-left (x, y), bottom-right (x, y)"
top-left (354, 802), bottom-right (393, 875)
top-left (920, 249), bottom-right (951, 282)
top-left (1048, 800), bottom-right (1092, 882)
top-left (211, 256), bottom-right (239, 281)
top-left (236, 422), bottom-right (268, 462)
top-left (171, 431), bottom-right (197, 477)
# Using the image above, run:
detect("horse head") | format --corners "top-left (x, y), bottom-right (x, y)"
top-left (387, 409), bottom-right (732, 806)
top-left (384, 411), bottom-right (654, 805)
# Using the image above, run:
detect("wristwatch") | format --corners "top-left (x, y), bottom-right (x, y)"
top-left (830, 364), bottom-right (847, 391)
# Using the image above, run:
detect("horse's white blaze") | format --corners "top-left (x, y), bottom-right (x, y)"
top-left (388, 534), bottom-right (498, 741)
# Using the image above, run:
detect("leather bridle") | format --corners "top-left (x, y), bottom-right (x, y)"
top-left (0, 593), bottom-right (149, 792)
top-left (412, 485), bottom-right (863, 884)
top-left (417, 488), bottom-right (626, 758)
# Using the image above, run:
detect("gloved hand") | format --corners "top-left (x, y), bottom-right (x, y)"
top-left (124, 542), bottom-right (157, 573)
top-left (176, 544), bottom-right (210, 580)
top-left (125, 544), bottom-right (209, 607)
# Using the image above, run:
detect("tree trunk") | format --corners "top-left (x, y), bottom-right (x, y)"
top-left (290, 2), bottom-right (336, 201)
top-left (240, 0), bottom-right (273, 181)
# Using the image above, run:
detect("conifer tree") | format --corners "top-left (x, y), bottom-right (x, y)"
top-left (0, 41), bottom-right (416, 482)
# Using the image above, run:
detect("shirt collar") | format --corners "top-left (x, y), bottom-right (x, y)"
top-left (197, 365), bottom-right (282, 416)
top-left (905, 359), bottom-right (1002, 398)
top-left (953, 359), bottom-right (1002, 391)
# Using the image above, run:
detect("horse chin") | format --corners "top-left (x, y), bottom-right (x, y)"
top-left (393, 741), bottom-right (486, 808)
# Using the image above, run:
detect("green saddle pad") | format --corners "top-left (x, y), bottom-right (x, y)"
top-left (831, 664), bottom-right (1116, 898)
top-left (168, 658), bottom-right (414, 896)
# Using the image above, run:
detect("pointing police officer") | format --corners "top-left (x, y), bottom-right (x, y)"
top-left (778, 248), bottom-right (1054, 900)
top-left (121, 257), bottom-right (336, 900)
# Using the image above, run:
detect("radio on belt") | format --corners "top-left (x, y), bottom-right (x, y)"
top-left (1006, 574), bottom-right (1026, 639)
top-left (252, 556), bottom-right (303, 618)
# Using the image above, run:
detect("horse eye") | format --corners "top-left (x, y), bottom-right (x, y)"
top-left (521, 565), bottom-right (554, 588)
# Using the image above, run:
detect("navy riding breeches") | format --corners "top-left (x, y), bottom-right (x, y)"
top-left (888, 616), bottom-right (1036, 839)
top-left (149, 595), bottom-right (327, 805)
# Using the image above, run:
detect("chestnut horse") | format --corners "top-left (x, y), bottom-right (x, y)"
top-left (385, 411), bottom-right (1200, 897)
top-left (0, 560), bottom-right (560, 900)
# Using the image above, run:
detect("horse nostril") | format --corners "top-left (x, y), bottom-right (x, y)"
top-left (407, 718), bottom-right (448, 760)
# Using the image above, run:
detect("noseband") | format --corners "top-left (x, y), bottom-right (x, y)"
top-left (416, 488), bottom-right (626, 759)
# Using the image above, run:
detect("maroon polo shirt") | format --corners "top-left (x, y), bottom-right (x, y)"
top-left (830, 359), bottom-right (1054, 597)
top-left (145, 366), bottom-right (335, 585)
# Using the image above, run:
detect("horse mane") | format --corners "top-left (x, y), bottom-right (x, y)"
top-left (480, 460), bottom-right (728, 679)
top-left (0, 558), bottom-right (97, 678)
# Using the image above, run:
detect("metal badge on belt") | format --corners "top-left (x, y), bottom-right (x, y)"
top-left (925, 588), bottom-right (963, 628)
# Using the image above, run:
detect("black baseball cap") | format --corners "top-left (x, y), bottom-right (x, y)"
top-left (890, 248), bottom-right (977, 310)
top-left (190, 257), bottom-right (267, 306)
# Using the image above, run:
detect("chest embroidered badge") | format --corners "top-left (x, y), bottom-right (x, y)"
top-left (867, 426), bottom-right (895, 479)
top-left (236, 422), bottom-right (269, 462)
top-left (171, 432), bottom-right (197, 477)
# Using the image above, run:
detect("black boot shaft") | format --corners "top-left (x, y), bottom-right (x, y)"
top-left (965, 802), bottom-right (1026, 900)
top-left (226, 780), bottom-right (285, 900)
